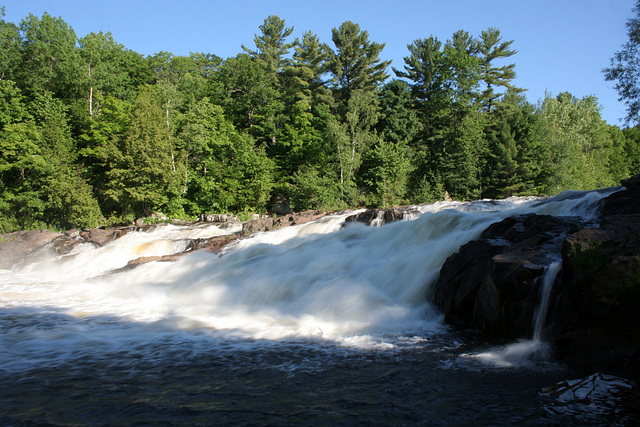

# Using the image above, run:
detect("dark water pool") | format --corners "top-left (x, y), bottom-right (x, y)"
top-left (1, 334), bottom-right (636, 426)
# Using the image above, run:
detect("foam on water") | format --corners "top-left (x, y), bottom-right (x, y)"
top-left (0, 189), bottom-right (617, 372)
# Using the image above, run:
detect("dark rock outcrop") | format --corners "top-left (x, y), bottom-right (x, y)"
top-left (198, 214), bottom-right (240, 223)
top-left (432, 174), bottom-right (640, 378)
top-left (549, 187), bottom-right (640, 375)
top-left (80, 227), bottom-right (130, 247)
top-left (432, 214), bottom-right (582, 339)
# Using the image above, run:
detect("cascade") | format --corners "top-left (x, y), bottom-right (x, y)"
top-left (0, 188), bottom-right (617, 371)
top-left (1, 188), bottom-right (634, 425)
top-left (370, 210), bottom-right (386, 227)
top-left (469, 261), bottom-right (563, 366)
top-left (532, 261), bottom-right (562, 342)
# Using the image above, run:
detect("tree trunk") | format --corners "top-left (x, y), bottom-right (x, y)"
top-left (88, 64), bottom-right (93, 116)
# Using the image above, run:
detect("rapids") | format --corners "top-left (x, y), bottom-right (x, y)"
top-left (0, 188), bottom-right (634, 425)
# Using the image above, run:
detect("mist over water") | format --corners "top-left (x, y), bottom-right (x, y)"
top-left (1, 188), bottom-right (633, 425)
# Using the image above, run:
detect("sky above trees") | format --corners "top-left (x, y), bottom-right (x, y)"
top-left (1, 0), bottom-right (634, 126)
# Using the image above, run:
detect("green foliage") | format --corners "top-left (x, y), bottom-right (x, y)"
top-left (376, 80), bottom-right (421, 145)
top-left (290, 165), bottom-right (344, 211)
top-left (622, 126), bottom-right (640, 174)
top-left (215, 54), bottom-right (283, 144)
top-left (537, 92), bottom-right (616, 193)
top-left (282, 31), bottom-right (333, 108)
top-left (0, 10), bottom-right (634, 231)
top-left (0, 8), bottom-right (21, 82)
top-left (326, 21), bottom-right (391, 110)
top-left (603, 0), bottom-right (640, 125)
top-left (568, 241), bottom-right (611, 274)
top-left (482, 91), bottom-right (546, 197)
top-left (476, 28), bottom-right (524, 110)
top-left (18, 12), bottom-right (83, 103)
top-left (360, 137), bottom-right (413, 207)
top-left (242, 15), bottom-right (295, 75)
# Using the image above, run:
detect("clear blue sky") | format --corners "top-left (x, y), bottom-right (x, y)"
top-left (2, 0), bottom-right (635, 125)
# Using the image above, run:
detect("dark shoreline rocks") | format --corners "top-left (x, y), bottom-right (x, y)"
top-left (431, 175), bottom-right (640, 379)
top-left (431, 213), bottom-right (583, 340)
top-left (241, 210), bottom-right (330, 235)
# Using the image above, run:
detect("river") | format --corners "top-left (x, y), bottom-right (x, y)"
top-left (0, 190), bottom-right (635, 425)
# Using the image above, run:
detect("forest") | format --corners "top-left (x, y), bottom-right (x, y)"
top-left (1, 8), bottom-right (639, 232)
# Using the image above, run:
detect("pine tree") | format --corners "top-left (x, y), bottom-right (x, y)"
top-left (283, 31), bottom-right (333, 107)
top-left (242, 15), bottom-right (295, 75)
top-left (477, 28), bottom-right (523, 111)
top-left (326, 21), bottom-right (391, 112)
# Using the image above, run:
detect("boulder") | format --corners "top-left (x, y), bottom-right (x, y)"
top-left (550, 212), bottom-right (640, 375)
top-left (270, 195), bottom-right (294, 215)
top-left (80, 227), bottom-right (129, 247)
top-left (241, 210), bottom-right (328, 234)
top-left (344, 207), bottom-right (420, 226)
top-left (621, 173), bottom-right (640, 189)
top-left (199, 214), bottom-right (240, 223)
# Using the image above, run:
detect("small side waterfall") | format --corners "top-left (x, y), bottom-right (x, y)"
top-left (533, 261), bottom-right (562, 342)
top-left (468, 261), bottom-right (563, 366)
top-left (370, 210), bottom-right (386, 227)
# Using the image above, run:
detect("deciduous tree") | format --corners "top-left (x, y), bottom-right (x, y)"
top-left (603, 0), bottom-right (640, 125)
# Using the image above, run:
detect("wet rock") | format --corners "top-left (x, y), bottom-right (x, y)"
top-left (270, 195), bottom-right (294, 215)
top-left (80, 227), bottom-right (129, 247)
top-left (193, 235), bottom-right (242, 254)
top-left (551, 211), bottom-right (640, 375)
top-left (621, 173), bottom-right (640, 189)
top-left (241, 210), bottom-right (328, 234)
top-left (344, 207), bottom-right (419, 226)
top-left (51, 235), bottom-right (84, 255)
top-left (199, 214), bottom-right (240, 223)
top-left (432, 174), bottom-right (640, 377)
top-left (432, 214), bottom-right (581, 339)
top-left (243, 216), bottom-right (275, 234)
top-left (0, 230), bottom-right (64, 269)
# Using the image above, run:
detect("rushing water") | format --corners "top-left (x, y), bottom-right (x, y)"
top-left (0, 189), bottom-right (636, 425)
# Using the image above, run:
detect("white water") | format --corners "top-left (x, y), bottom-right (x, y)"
top-left (471, 261), bottom-right (564, 368)
top-left (0, 189), bottom-right (618, 372)
top-left (533, 261), bottom-right (562, 342)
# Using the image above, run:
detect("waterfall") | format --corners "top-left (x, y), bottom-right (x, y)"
top-left (468, 261), bottom-right (563, 367)
top-left (0, 189), bottom-right (617, 372)
top-left (370, 210), bottom-right (386, 227)
top-left (533, 261), bottom-right (562, 342)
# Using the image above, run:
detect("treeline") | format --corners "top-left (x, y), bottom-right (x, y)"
top-left (1, 10), bottom-right (638, 232)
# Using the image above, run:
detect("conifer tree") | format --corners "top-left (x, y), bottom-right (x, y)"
top-left (117, 85), bottom-right (179, 218)
top-left (477, 28), bottom-right (523, 110)
top-left (282, 31), bottom-right (332, 108)
top-left (242, 15), bottom-right (295, 75)
top-left (326, 21), bottom-right (391, 112)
